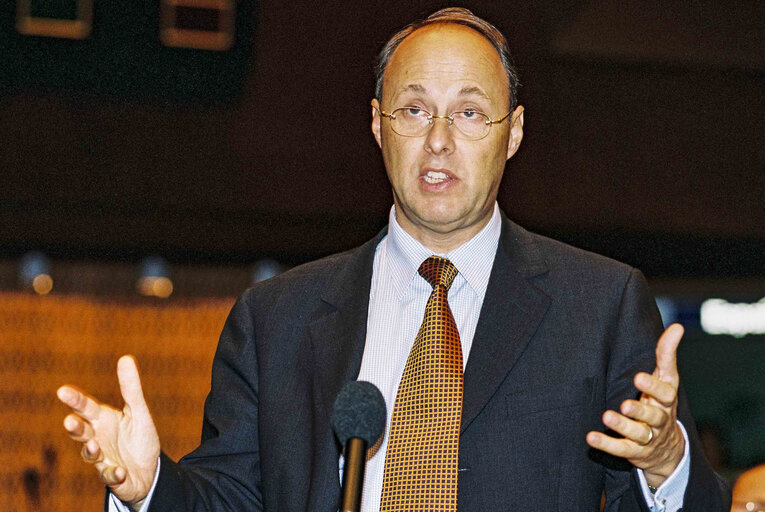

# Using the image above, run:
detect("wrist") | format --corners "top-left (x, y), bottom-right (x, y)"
top-left (644, 424), bottom-right (685, 488)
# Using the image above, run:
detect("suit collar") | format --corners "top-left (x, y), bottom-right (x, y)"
top-left (496, 212), bottom-right (549, 278)
top-left (385, 203), bottom-right (503, 301)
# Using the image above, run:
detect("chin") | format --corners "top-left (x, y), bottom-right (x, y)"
top-left (419, 213), bottom-right (469, 233)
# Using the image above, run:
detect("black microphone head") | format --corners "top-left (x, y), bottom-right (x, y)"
top-left (331, 380), bottom-right (386, 446)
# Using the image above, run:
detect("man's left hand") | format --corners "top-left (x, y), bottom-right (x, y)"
top-left (586, 323), bottom-right (686, 488)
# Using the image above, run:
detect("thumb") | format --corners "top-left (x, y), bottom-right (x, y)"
top-left (117, 355), bottom-right (149, 414)
top-left (655, 323), bottom-right (683, 384)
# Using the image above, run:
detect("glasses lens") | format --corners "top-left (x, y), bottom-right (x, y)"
top-left (452, 111), bottom-right (490, 140)
top-left (390, 107), bottom-right (430, 137)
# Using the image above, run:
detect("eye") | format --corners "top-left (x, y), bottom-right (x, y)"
top-left (401, 106), bottom-right (428, 118)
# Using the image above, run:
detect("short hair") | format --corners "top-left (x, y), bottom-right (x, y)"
top-left (375, 7), bottom-right (520, 109)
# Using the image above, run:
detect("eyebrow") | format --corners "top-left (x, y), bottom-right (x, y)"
top-left (396, 84), bottom-right (427, 95)
top-left (458, 86), bottom-right (490, 101)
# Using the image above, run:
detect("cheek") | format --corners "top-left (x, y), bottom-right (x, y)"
top-left (384, 139), bottom-right (420, 173)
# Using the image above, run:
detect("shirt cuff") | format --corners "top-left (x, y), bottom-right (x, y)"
top-left (636, 421), bottom-right (690, 512)
top-left (108, 457), bottom-right (161, 512)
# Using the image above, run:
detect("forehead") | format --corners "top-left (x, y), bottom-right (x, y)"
top-left (383, 23), bottom-right (508, 104)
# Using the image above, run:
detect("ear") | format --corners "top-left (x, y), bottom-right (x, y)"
top-left (505, 105), bottom-right (524, 160)
top-left (371, 98), bottom-right (382, 149)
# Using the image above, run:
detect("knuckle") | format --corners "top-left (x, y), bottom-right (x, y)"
top-left (99, 470), bottom-right (113, 485)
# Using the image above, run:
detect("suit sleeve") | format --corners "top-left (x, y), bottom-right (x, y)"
top-left (601, 269), bottom-right (730, 512)
top-left (146, 290), bottom-right (264, 512)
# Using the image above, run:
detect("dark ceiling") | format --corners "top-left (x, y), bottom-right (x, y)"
top-left (1, 0), bottom-right (763, 277)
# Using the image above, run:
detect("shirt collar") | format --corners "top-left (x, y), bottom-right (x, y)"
top-left (385, 203), bottom-right (501, 301)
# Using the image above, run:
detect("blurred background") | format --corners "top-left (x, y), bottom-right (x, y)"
top-left (0, 0), bottom-right (763, 509)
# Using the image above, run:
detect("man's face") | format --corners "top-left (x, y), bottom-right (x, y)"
top-left (371, 23), bottom-right (524, 250)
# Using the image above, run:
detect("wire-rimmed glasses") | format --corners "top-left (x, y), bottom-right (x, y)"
top-left (377, 106), bottom-right (511, 140)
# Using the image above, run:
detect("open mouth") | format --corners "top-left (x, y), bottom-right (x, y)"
top-left (422, 170), bottom-right (452, 184)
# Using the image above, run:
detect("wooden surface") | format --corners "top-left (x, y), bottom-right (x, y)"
top-left (0, 291), bottom-right (234, 511)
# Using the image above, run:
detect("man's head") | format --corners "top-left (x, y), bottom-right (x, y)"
top-left (371, 8), bottom-right (524, 251)
top-left (733, 464), bottom-right (765, 512)
top-left (375, 8), bottom-right (520, 112)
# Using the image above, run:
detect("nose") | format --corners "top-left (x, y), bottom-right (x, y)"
top-left (424, 116), bottom-right (455, 155)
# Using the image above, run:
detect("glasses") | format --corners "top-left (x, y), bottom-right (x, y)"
top-left (377, 106), bottom-right (511, 140)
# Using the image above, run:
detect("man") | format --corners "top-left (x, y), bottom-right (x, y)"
top-left (732, 465), bottom-right (765, 512)
top-left (57, 8), bottom-right (731, 511)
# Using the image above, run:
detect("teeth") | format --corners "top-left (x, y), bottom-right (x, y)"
top-left (423, 171), bottom-right (449, 184)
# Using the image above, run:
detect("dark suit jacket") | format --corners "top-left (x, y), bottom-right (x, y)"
top-left (146, 214), bottom-right (730, 512)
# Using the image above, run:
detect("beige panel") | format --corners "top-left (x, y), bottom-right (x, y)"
top-left (0, 292), bottom-right (234, 511)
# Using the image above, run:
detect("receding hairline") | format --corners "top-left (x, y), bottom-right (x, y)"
top-left (375, 12), bottom-right (519, 109)
top-left (381, 23), bottom-right (509, 103)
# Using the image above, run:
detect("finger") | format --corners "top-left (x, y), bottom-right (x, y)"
top-left (602, 410), bottom-right (654, 445)
top-left (620, 399), bottom-right (667, 428)
top-left (635, 372), bottom-right (677, 406)
top-left (117, 355), bottom-right (149, 415)
top-left (655, 323), bottom-right (683, 385)
top-left (586, 431), bottom-right (641, 458)
top-left (95, 462), bottom-right (127, 486)
top-left (57, 385), bottom-right (102, 422)
top-left (81, 438), bottom-right (103, 463)
top-left (63, 414), bottom-right (96, 442)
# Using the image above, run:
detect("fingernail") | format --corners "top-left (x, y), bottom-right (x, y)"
top-left (64, 416), bottom-right (75, 430)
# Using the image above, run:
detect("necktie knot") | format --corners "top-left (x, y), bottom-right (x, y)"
top-left (418, 256), bottom-right (458, 290)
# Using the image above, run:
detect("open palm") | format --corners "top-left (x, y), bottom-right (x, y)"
top-left (58, 355), bottom-right (160, 504)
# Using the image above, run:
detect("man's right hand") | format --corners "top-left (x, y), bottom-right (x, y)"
top-left (57, 355), bottom-right (160, 506)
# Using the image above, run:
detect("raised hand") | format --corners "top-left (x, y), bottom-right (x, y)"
top-left (586, 323), bottom-right (686, 487)
top-left (57, 355), bottom-right (160, 505)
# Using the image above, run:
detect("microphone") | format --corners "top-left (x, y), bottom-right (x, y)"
top-left (331, 381), bottom-right (386, 512)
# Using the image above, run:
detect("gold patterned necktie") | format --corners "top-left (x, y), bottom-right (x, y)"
top-left (380, 256), bottom-right (463, 512)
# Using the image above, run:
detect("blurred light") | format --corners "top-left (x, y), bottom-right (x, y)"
top-left (19, 251), bottom-right (53, 294)
top-left (137, 276), bottom-right (173, 298)
top-left (160, 0), bottom-right (235, 51)
top-left (252, 259), bottom-right (283, 284)
top-left (700, 297), bottom-right (765, 337)
top-left (137, 256), bottom-right (173, 298)
top-left (32, 274), bottom-right (54, 295)
top-left (16, 0), bottom-right (93, 40)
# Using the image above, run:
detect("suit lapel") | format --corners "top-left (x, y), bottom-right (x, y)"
top-left (461, 216), bottom-right (551, 433)
top-left (304, 230), bottom-right (384, 510)
top-left (308, 230), bottom-right (384, 416)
